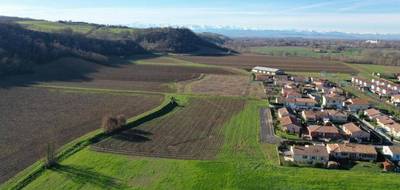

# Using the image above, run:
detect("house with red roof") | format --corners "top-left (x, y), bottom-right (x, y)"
top-left (290, 145), bottom-right (329, 166)
top-left (327, 143), bottom-right (377, 161)
top-left (307, 125), bottom-right (341, 140)
top-left (341, 122), bottom-right (370, 141)
top-left (345, 98), bottom-right (370, 112)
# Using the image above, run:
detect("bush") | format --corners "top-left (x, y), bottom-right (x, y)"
top-left (101, 114), bottom-right (126, 134)
top-left (314, 163), bottom-right (326, 168)
top-left (116, 114), bottom-right (127, 127)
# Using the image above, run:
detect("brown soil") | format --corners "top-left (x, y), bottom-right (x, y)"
top-left (176, 54), bottom-right (357, 73)
top-left (92, 97), bottom-right (245, 160)
top-left (0, 87), bottom-right (163, 183)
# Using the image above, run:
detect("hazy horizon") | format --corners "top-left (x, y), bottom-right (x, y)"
top-left (1, 0), bottom-right (400, 34)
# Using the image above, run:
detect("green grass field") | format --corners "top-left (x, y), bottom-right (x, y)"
top-left (249, 46), bottom-right (362, 59)
top-left (7, 98), bottom-right (398, 190)
top-left (17, 20), bottom-right (96, 34)
top-left (346, 63), bottom-right (400, 79)
top-left (17, 20), bottom-right (139, 38)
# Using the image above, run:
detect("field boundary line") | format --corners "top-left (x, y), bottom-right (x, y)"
top-left (34, 83), bottom-right (263, 101)
top-left (33, 84), bottom-right (165, 96)
top-left (1, 95), bottom-right (176, 190)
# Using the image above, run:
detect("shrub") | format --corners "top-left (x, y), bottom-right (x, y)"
top-left (314, 163), bottom-right (326, 168)
top-left (101, 114), bottom-right (127, 134)
top-left (116, 114), bottom-right (127, 127)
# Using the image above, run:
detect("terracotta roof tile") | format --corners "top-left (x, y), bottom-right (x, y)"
top-left (328, 144), bottom-right (376, 155)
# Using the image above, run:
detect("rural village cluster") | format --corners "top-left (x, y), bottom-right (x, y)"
top-left (252, 66), bottom-right (400, 171)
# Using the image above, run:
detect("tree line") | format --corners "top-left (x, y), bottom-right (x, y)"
top-left (0, 23), bottom-right (149, 76)
top-left (225, 38), bottom-right (400, 66)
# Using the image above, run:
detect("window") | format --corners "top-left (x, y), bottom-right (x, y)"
top-left (303, 156), bottom-right (308, 159)
top-left (341, 153), bottom-right (348, 156)
top-left (321, 157), bottom-right (324, 161)
top-left (311, 156), bottom-right (316, 160)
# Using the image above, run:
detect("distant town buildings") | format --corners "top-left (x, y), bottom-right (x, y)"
top-left (365, 40), bottom-right (379, 44)
top-left (252, 66), bottom-right (284, 76)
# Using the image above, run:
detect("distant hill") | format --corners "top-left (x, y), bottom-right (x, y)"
top-left (0, 23), bottom-right (147, 76)
top-left (197, 32), bottom-right (232, 45)
top-left (14, 19), bottom-right (229, 54)
top-left (0, 16), bottom-right (230, 77)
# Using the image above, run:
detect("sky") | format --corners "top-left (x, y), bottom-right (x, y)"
top-left (1, 0), bottom-right (400, 34)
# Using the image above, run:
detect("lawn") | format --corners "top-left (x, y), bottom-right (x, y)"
top-left (346, 63), bottom-right (400, 79)
top-left (12, 97), bottom-right (400, 190)
top-left (275, 129), bottom-right (302, 141)
top-left (249, 46), bottom-right (362, 60)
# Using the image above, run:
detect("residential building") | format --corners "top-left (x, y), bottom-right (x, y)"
top-left (342, 122), bottom-right (370, 141)
top-left (277, 107), bottom-right (290, 118)
top-left (322, 93), bottom-right (346, 109)
top-left (324, 110), bottom-right (348, 124)
top-left (363, 108), bottom-right (381, 121)
top-left (386, 123), bottom-right (400, 138)
top-left (327, 143), bottom-right (377, 161)
top-left (279, 116), bottom-right (302, 134)
top-left (281, 87), bottom-right (298, 97)
top-left (345, 98), bottom-right (370, 112)
top-left (302, 110), bottom-right (317, 124)
top-left (376, 115), bottom-right (395, 128)
top-left (382, 146), bottom-right (400, 163)
top-left (307, 125), bottom-right (341, 140)
top-left (290, 145), bottom-right (329, 165)
top-left (286, 98), bottom-right (318, 110)
top-left (285, 91), bottom-right (302, 100)
top-left (391, 94), bottom-right (400, 106)
top-left (302, 110), bottom-right (347, 124)
top-left (251, 66), bottom-right (284, 76)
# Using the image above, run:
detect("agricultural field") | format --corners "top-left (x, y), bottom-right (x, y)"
top-left (0, 87), bottom-right (163, 183)
top-left (346, 63), bottom-right (400, 79)
top-left (10, 99), bottom-right (400, 190)
top-left (177, 54), bottom-right (357, 73)
top-left (17, 20), bottom-right (97, 34)
top-left (177, 74), bottom-right (265, 98)
top-left (92, 97), bottom-right (246, 160)
top-left (249, 46), bottom-right (362, 59)
top-left (131, 55), bottom-right (209, 67)
top-left (1, 57), bottom-right (235, 93)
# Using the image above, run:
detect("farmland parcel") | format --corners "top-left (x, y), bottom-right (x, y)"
top-left (0, 87), bottom-right (163, 183)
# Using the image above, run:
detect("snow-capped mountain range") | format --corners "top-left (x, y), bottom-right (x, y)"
top-left (128, 23), bottom-right (400, 40)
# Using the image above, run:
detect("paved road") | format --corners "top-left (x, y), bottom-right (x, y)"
top-left (260, 108), bottom-right (281, 144)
